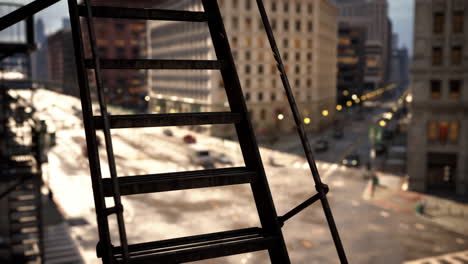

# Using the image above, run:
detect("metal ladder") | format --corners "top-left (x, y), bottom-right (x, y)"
top-left (68, 0), bottom-right (348, 263)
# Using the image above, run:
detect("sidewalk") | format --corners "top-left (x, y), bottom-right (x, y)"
top-left (363, 173), bottom-right (468, 236)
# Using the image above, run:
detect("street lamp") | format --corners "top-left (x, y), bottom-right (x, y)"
top-left (336, 105), bottom-right (343, 111)
top-left (379, 120), bottom-right (387, 127)
top-left (304, 117), bottom-right (311, 125)
top-left (322, 110), bottom-right (329, 117)
top-left (277, 114), bottom-right (284, 120)
top-left (346, 101), bottom-right (353, 107)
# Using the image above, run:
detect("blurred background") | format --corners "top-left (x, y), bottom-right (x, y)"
top-left (0, 0), bottom-right (467, 263)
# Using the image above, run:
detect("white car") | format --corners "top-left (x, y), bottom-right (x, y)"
top-left (189, 145), bottom-right (215, 166)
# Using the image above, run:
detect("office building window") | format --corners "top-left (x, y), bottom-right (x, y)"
top-left (271, 2), bottom-right (276, 12)
top-left (258, 92), bottom-right (263, 101)
top-left (233, 0), bottom-right (238, 8)
top-left (245, 18), bottom-right (252, 30)
top-left (245, 92), bottom-right (250, 101)
top-left (296, 3), bottom-right (301, 13)
top-left (271, 19), bottom-right (277, 30)
top-left (258, 65), bottom-right (264, 74)
top-left (245, 51), bottom-right (251, 60)
top-left (295, 39), bottom-right (301, 49)
top-left (439, 121), bottom-right (449, 142)
top-left (433, 12), bottom-right (444, 33)
top-left (284, 2), bottom-right (289, 12)
top-left (307, 3), bottom-right (313, 14)
top-left (450, 80), bottom-right (461, 99)
top-left (260, 109), bottom-right (266, 120)
top-left (432, 47), bottom-right (442, 66)
top-left (271, 93), bottom-right (276, 101)
top-left (453, 11), bottom-right (464, 33)
top-left (295, 52), bottom-right (301, 61)
top-left (295, 65), bottom-right (300, 74)
top-left (245, 65), bottom-right (251, 74)
top-left (296, 20), bottom-right (301, 32)
top-left (284, 20), bottom-right (289, 31)
top-left (245, 79), bottom-right (251, 88)
top-left (428, 121), bottom-right (438, 141)
top-left (449, 122), bottom-right (460, 142)
top-left (308, 21), bottom-right (313, 32)
top-left (431, 80), bottom-right (442, 99)
top-left (451, 46), bottom-right (462, 65)
top-left (246, 0), bottom-right (251, 10)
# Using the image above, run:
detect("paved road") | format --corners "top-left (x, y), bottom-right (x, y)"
top-left (32, 88), bottom-right (467, 264)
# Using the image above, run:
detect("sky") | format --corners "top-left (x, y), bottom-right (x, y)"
top-left (8, 0), bottom-right (415, 55)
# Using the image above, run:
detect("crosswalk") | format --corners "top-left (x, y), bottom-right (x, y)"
top-left (43, 223), bottom-right (84, 264)
top-left (403, 250), bottom-right (468, 264)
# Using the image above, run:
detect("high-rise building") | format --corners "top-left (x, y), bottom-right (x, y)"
top-left (81, 0), bottom-right (154, 110)
top-left (31, 18), bottom-right (48, 82)
top-left (47, 29), bottom-right (79, 97)
top-left (148, 0), bottom-right (338, 137)
top-left (398, 47), bottom-right (409, 89)
top-left (337, 22), bottom-right (366, 105)
top-left (408, 0), bottom-right (468, 196)
top-left (334, 0), bottom-right (390, 91)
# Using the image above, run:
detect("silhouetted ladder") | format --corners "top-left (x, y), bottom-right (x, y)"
top-left (68, 0), bottom-right (348, 263)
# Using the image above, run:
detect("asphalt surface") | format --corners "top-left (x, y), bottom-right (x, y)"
top-left (25, 89), bottom-right (467, 264)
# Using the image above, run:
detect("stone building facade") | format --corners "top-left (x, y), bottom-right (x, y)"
top-left (408, 0), bottom-right (468, 196)
top-left (148, 0), bottom-right (338, 137)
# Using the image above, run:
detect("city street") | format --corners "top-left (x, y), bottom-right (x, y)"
top-left (21, 89), bottom-right (467, 264)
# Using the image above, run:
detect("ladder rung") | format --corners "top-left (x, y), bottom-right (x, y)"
top-left (93, 112), bottom-right (242, 130)
top-left (84, 59), bottom-right (224, 70)
top-left (102, 167), bottom-right (256, 196)
top-left (77, 5), bottom-right (208, 22)
top-left (111, 227), bottom-right (276, 263)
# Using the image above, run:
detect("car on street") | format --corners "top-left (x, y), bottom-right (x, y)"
top-left (314, 139), bottom-right (329, 152)
top-left (163, 129), bottom-right (173, 137)
top-left (342, 153), bottom-right (360, 167)
top-left (183, 134), bottom-right (196, 144)
top-left (189, 145), bottom-right (215, 167)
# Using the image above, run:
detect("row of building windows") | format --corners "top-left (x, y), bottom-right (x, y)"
top-left (428, 121), bottom-right (460, 143)
top-left (229, 16), bottom-right (314, 33)
top-left (242, 63), bottom-right (313, 75)
top-left (432, 46), bottom-right (463, 66)
top-left (433, 11), bottom-right (464, 34)
top-left (430, 80), bottom-right (462, 100)
top-left (220, 0), bottom-right (313, 15)
top-left (230, 36), bottom-right (313, 49)
top-left (232, 50), bottom-right (312, 62)
top-left (242, 77), bottom-right (312, 89)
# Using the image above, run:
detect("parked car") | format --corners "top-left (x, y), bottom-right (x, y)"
top-left (183, 134), bottom-right (196, 144)
top-left (189, 145), bottom-right (215, 167)
top-left (314, 139), bottom-right (329, 152)
top-left (342, 153), bottom-right (360, 167)
top-left (163, 129), bottom-right (173, 137)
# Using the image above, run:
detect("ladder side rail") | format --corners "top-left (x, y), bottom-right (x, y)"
top-left (254, 1), bottom-right (348, 263)
top-left (67, 1), bottom-right (114, 262)
top-left (0, 0), bottom-right (61, 31)
top-left (81, 0), bottom-right (130, 262)
top-left (200, 1), bottom-right (290, 263)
